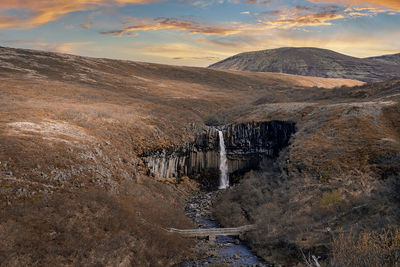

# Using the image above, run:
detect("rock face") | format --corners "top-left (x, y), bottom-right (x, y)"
top-left (209, 47), bottom-right (400, 82)
top-left (140, 121), bottom-right (296, 183)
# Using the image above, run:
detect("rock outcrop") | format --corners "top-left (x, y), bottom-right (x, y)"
top-left (140, 121), bottom-right (296, 183)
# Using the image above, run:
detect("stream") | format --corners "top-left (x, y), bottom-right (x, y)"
top-left (178, 191), bottom-right (269, 267)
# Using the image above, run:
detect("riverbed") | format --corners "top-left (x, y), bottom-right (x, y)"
top-left (178, 191), bottom-right (269, 267)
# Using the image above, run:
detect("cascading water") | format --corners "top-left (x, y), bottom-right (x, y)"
top-left (218, 130), bottom-right (229, 189)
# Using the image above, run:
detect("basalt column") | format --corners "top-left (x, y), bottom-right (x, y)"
top-left (141, 121), bottom-right (296, 182)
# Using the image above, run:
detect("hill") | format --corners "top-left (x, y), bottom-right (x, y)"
top-left (0, 46), bottom-right (399, 266)
top-left (209, 47), bottom-right (400, 82)
top-left (367, 53), bottom-right (400, 65)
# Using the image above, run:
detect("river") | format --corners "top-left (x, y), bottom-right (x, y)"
top-left (177, 191), bottom-right (269, 267)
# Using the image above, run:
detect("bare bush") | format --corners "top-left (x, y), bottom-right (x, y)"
top-left (0, 189), bottom-right (193, 266)
top-left (319, 190), bottom-right (342, 211)
top-left (331, 227), bottom-right (400, 267)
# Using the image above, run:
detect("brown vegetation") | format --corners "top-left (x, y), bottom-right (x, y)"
top-left (0, 47), bottom-right (399, 265)
top-left (331, 227), bottom-right (400, 266)
top-left (0, 188), bottom-right (194, 266)
top-left (213, 80), bottom-right (400, 264)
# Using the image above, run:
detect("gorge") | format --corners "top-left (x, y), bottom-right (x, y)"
top-left (140, 121), bottom-right (296, 189)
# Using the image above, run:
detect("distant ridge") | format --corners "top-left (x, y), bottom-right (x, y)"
top-left (367, 53), bottom-right (400, 65)
top-left (209, 47), bottom-right (400, 82)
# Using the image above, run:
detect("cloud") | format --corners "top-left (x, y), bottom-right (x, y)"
top-left (101, 4), bottom-right (347, 38)
top-left (178, 0), bottom-right (225, 7)
top-left (178, 0), bottom-right (270, 7)
top-left (343, 7), bottom-right (383, 17)
top-left (173, 56), bottom-right (223, 61)
top-left (266, 10), bottom-right (344, 28)
top-left (3, 0), bottom-right (391, 32)
top-left (0, 0), bottom-right (162, 29)
top-left (130, 42), bottom-right (233, 61)
top-left (254, 5), bottom-right (345, 29)
top-left (307, 0), bottom-right (400, 12)
top-left (101, 17), bottom-right (240, 37)
top-left (80, 23), bottom-right (92, 29)
top-left (0, 15), bottom-right (24, 28)
top-left (2, 39), bottom-right (94, 54)
top-left (245, 0), bottom-right (271, 5)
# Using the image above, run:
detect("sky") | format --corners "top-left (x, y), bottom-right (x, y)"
top-left (0, 0), bottom-right (399, 67)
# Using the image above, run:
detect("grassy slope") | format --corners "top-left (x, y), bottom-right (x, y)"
top-left (213, 80), bottom-right (400, 264)
top-left (0, 47), bottom-right (364, 266)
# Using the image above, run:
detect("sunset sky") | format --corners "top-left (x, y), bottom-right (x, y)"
top-left (0, 0), bottom-right (399, 66)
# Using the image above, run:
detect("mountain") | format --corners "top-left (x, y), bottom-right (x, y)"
top-left (209, 47), bottom-right (400, 82)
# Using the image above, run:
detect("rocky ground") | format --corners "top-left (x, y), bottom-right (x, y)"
top-left (180, 190), bottom-right (269, 267)
top-left (180, 191), bottom-right (220, 265)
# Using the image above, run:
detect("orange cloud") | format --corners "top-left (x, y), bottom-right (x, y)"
top-left (101, 17), bottom-right (240, 37)
top-left (3, 39), bottom-right (94, 54)
top-left (138, 43), bottom-right (229, 58)
top-left (266, 11), bottom-right (344, 28)
top-left (0, 0), bottom-right (161, 29)
top-left (343, 7), bottom-right (384, 17)
top-left (0, 16), bottom-right (23, 28)
top-left (308, 0), bottom-right (400, 12)
top-left (101, 6), bottom-right (346, 38)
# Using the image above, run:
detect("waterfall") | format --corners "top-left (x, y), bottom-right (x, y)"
top-left (218, 130), bottom-right (229, 189)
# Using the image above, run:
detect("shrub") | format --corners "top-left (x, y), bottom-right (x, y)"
top-left (204, 112), bottom-right (227, 126)
top-left (319, 190), bottom-right (342, 211)
top-left (0, 188), bottom-right (193, 266)
top-left (331, 226), bottom-right (400, 267)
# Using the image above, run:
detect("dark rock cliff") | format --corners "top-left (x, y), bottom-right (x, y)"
top-left (140, 121), bottom-right (296, 185)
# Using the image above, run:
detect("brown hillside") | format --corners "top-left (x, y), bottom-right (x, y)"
top-left (209, 47), bottom-right (400, 82)
top-left (0, 46), bottom-right (399, 265)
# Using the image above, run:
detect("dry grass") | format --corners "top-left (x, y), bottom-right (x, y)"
top-left (319, 190), bottom-right (342, 211)
top-left (0, 187), bottom-right (194, 266)
top-left (0, 47), bottom-right (399, 265)
top-left (212, 80), bottom-right (400, 265)
top-left (331, 227), bottom-right (400, 267)
top-left (0, 46), bottom-right (367, 201)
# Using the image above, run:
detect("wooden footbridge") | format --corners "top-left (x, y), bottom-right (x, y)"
top-left (167, 225), bottom-right (257, 241)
